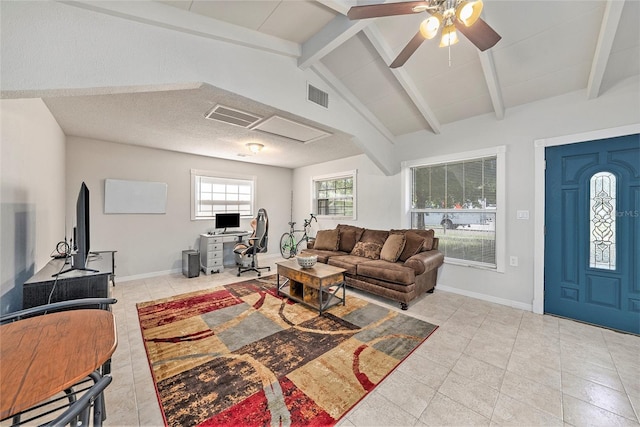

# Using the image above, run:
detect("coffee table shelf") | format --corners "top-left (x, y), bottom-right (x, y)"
top-left (276, 260), bottom-right (346, 315)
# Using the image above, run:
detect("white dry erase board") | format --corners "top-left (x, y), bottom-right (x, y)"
top-left (104, 179), bottom-right (168, 214)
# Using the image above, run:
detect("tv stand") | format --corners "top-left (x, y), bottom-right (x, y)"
top-left (24, 251), bottom-right (115, 309)
top-left (54, 254), bottom-right (98, 276)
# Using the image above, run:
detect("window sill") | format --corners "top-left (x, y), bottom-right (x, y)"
top-left (315, 215), bottom-right (356, 221)
top-left (443, 258), bottom-right (504, 273)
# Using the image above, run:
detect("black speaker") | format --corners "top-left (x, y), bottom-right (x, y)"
top-left (182, 250), bottom-right (200, 278)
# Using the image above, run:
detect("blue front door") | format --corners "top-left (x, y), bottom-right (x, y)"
top-left (545, 134), bottom-right (640, 334)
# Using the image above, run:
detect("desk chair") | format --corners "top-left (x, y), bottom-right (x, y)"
top-left (233, 208), bottom-right (271, 277)
top-left (0, 298), bottom-right (117, 427)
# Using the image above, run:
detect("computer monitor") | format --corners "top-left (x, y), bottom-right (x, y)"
top-left (215, 212), bottom-right (240, 232)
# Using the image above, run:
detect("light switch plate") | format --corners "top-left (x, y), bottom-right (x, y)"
top-left (516, 210), bottom-right (529, 220)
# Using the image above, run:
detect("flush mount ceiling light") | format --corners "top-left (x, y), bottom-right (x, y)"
top-left (246, 142), bottom-right (264, 154)
top-left (347, 0), bottom-right (500, 68)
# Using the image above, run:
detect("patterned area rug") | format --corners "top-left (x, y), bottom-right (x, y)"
top-left (137, 276), bottom-right (438, 426)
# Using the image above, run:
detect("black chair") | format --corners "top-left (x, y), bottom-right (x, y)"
top-left (4, 372), bottom-right (112, 427)
top-left (0, 298), bottom-right (117, 324)
top-left (233, 208), bottom-right (271, 277)
top-left (0, 298), bottom-right (117, 427)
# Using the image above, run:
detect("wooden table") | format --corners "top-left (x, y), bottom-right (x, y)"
top-left (276, 259), bottom-right (346, 315)
top-left (0, 309), bottom-right (117, 420)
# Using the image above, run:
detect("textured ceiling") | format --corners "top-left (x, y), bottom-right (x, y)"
top-left (43, 84), bottom-right (360, 169)
top-left (26, 0), bottom-right (640, 170)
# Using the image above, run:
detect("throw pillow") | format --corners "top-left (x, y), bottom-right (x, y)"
top-left (380, 234), bottom-right (406, 263)
top-left (391, 229), bottom-right (434, 252)
top-left (415, 229), bottom-right (435, 251)
top-left (337, 224), bottom-right (365, 252)
top-left (398, 232), bottom-right (426, 262)
top-left (359, 229), bottom-right (389, 246)
top-left (338, 229), bottom-right (357, 253)
top-left (350, 241), bottom-right (383, 260)
top-left (313, 229), bottom-right (340, 251)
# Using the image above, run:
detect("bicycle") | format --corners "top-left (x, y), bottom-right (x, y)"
top-left (279, 213), bottom-right (317, 259)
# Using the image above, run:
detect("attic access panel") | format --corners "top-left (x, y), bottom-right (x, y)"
top-left (205, 104), bottom-right (262, 128)
top-left (251, 115), bottom-right (331, 143)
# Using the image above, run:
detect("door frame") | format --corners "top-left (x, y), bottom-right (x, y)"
top-left (533, 123), bottom-right (640, 314)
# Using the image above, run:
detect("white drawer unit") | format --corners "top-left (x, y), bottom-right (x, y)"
top-left (199, 234), bottom-right (224, 274)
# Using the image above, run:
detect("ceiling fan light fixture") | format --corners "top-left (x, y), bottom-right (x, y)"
top-left (246, 142), bottom-right (264, 153)
top-left (439, 24), bottom-right (459, 47)
top-left (412, 4), bottom-right (431, 13)
top-left (420, 15), bottom-right (441, 39)
top-left (456, 0), bottom-right (483, 27)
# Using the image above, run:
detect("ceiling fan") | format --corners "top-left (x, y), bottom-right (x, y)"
top-left (347, 0), bottom-right (501, 68)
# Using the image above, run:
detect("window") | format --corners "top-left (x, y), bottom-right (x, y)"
top-left (403, 147), bottom-right (505, 270)
top-left (191, 170), bottom-right (255, 220)
top-left (312, 170), bottom-right (357, 219)
top-left (590, 171), bottom-right (616, 270)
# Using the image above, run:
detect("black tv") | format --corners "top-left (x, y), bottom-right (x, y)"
top-left (56, 182), bottom-right (95, 275)
top-left (215, 212), bottom-right (240, 232)
top-left (75, 182), bottom-right (90, 268)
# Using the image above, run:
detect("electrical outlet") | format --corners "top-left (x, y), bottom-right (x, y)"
top-left (510, 256), bottom-right (518, 266)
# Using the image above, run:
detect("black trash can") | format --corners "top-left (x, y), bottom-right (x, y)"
top-left (182, 250), bottom-right (200, 278)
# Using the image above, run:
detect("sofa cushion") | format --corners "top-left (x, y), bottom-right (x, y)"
top-left (357, 260), bottom-right (415, 285)
top-left (327, 255), bottom-right (371, 275)
top-left (391, 229), bottom-right (435, 251)
top-left (398, 231), bottom-right (426, 262)
top-left (299, 249), bottom-right (348, 264)
top-left (380, 234), bottom-right (406, 263)
top-left (347, 275), bottom-right (417, 294)
top-left (336, 224), bottom-right (365, 252)
top-left (359, 229), bottom-right (389, 246)
top-left (350, 241), bottom-right (382, 260)
top-left (314, 229), bottom-right (340, 251)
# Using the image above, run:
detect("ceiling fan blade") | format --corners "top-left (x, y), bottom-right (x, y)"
top-left (390, 31), bottom-right (425, 68)
top-left (454, 18), bottom-right (501, 51)
top-left (347, 1), bottom-right (431, 20)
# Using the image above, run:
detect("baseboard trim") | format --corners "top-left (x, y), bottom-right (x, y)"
top-left (118, 268), bottom-right (181, 283)
top-left (436, 283), bottom-right (533, 312)
top-left (117, 253), bottom-right (285, 283)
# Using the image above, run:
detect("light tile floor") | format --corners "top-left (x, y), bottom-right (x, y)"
top-left (105, 259), bottom-right (640, 426)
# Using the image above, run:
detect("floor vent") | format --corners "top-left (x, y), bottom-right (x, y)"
top-left (205, 105), bottom-right (262, 128)
top-left (307, 84), bottom-right (329, 108)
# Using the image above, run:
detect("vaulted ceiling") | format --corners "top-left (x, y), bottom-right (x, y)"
top-left (34, 0), bottom-right (640, 169)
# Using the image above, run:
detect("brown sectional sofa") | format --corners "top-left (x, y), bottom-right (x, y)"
top-left (301, 224), bottom-right (444, 310)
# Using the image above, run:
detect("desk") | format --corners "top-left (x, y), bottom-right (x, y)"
top-left (199, 232), bottom-right (250, 274)
top-left (0, 309), bottom-right (117, 420)
top-left (23, 251), bottom-right (114, 309)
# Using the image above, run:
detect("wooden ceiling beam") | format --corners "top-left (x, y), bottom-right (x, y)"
top-left (587, 0), bottom-right (625, 100)
top-left (479, 49), bottom-right (505, 120)
top-left (363, 24), bottom-right (442, 134)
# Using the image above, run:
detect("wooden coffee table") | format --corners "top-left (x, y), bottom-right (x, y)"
top-left (276, 259), bottom-right (346, 315)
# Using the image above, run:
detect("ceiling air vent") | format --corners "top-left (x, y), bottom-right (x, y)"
top-left (204, 104), bottom-right (262, 128)
top-left (307, 83), bottom-right (329, 108)
top-left (251, 115), bottom-right (331, 144)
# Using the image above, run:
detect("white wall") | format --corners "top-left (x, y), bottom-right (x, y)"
top-left (0, 99), bottom-right (66, 314)
top-left (293, 77), bottom-right (640, 309)
top-left (292, 154), bottom-right (401, 234)
top-left (66, 137), bottom-right (292, 279)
